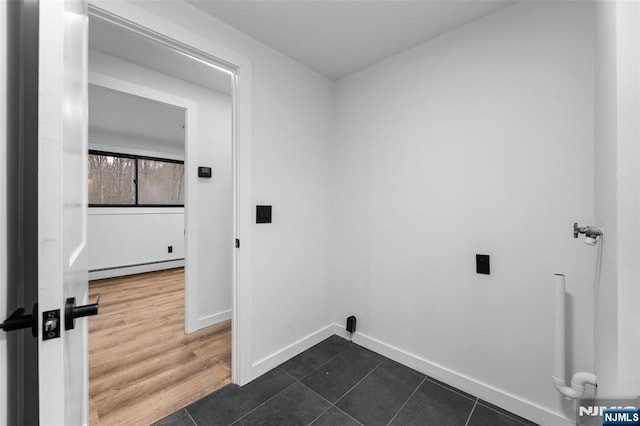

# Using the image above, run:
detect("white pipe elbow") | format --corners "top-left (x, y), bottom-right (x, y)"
top-left (554, 382), bottom-right (584, 399)
top-left (570, 372), bottom-right (597, 393)
top-left (553, 372), bottom-right (597, 399)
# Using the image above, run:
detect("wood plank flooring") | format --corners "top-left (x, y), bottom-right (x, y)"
top-left (88, 268), bottom-right (231, 425)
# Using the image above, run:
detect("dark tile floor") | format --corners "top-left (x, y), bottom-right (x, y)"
top-left (155, 335), bottom-right (538, 426)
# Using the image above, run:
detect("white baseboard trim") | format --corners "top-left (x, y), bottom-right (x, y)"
top-left (197, 309), bottom-right (232, 330)
top-left (89, 259), bottom-right (185, 281)
top-left (252, 324), bottom-right (336, 379)
top-left (330, 324), bottom-right (575, 426)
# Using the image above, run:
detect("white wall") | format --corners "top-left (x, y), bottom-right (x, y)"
top-left (88, 208), bottom-right (185, 270)
top-left (90, 0), bottom-right (335, 376)
top-left (613, 1), bottom-right (640, 396)
top-left (594, 0), bottom-right (640, 396)
top-left (333, 2), bottom-right (594, 424)
top-left (89, 50), bottom-right (234, 328)
top-left (90, 127), bottom-right (184, 159)
top-left (594, 0), bottom-right (619, 397)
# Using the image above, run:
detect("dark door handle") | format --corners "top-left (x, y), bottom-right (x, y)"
top-left (0, 304), bottom-right (38, 337)
top-left (65, 295), bottom-right (100, 330)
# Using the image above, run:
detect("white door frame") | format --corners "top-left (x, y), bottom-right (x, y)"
top-left (88, 5), bottom-right (254, 386)
top-left (0, 3), bottom-right (8, 421)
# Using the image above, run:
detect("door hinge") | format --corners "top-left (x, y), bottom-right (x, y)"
top-left (235, 238), bottom-right (240, 248)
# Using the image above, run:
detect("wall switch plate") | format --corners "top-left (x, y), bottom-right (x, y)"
top-left (256, 205), bottom-right (272, 223)
top-left (476, 254), bottom-right (490, 275)
top-left (168, 246), bottom-right (173, 253)
top-left (198, 166), bottom-right (212, 178)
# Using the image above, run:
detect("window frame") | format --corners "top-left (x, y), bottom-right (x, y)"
top-left (88, 149), bottom-right (185, 208)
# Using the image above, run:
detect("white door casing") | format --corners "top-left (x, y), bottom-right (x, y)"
top-left (38, 0), bottom-right (89, 424)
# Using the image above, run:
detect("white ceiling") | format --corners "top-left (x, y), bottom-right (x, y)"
top-left (186, 0), bottom-right (515, 81)
top-left (89, 84), bottom-right (186, 147)
top-left (89, 15), bottom-right (232, 95)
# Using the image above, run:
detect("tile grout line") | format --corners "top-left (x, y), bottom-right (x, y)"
top-left (229, 350), bottom-right (366, 426)
top-left (298, 375), bottom-right (336, 425)
top-left (334, 358), bottom-right (387, 406)
top-left (282, 346), bottom-right (362, 426)
top-left (293, 365), bottom-right (364, 426)
top-left (307, 406), bottom-right (333, 425)
top-left (334, 404), bottom-right (365, 426)
top-left (228, 379), bottom-right (299, 425)
top-left (184, 407), bottom-right (198, 426)
top-left (385, 377), bottom-right (427, 426)
top-left (251, 351), bottom-right (369, 426)
top-left (280, 363), bottom-right (341, 408)
top-left (464, 398), bottom-right (479, 426)
top-left (280, 366), bottom-right (300, 382)
top-left (296, 341), bottom-right (354, 383)
top-left (299, 379), bottom-right (364, 426)
top-left (477, 401), bottom-right (537, 426)
top-left (425, 376), bottom-right (476, 401)
top-left (282, 338), bottom-right (380, 423)
top-left (300, 380), bottom-right (335, 406)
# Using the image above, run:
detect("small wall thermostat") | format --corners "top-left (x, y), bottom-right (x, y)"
top-left (198, 167), bottom-right (212, 178)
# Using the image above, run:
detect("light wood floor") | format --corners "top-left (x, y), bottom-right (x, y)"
top-left (88, 268), bottom-right (231, 426)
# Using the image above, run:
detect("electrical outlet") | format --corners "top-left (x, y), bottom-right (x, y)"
top-left (168, 246), bottom-right (173, 254)
top-left (346, 316), bottom-right (356, 333)
top-left (476, 254), bottom-right (490, 275)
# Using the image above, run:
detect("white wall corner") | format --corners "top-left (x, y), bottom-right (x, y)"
top-left (251, 324), bottom-right (336, 379)
top-left (330, 324), bottom-right (575, 426)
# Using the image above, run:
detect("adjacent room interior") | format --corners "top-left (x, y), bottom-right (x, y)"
top-left (85, 15), bottom-right (234, 425)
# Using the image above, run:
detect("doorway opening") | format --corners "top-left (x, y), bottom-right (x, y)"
top-left (86, 10), bottom-right (236, 425)
top-left (87, 269), bottom-right (231, 425)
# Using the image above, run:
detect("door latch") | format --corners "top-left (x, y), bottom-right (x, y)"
top-left (65, 295), bottom-right (100, 330)
top-left (42, 309), bottom-right (61, 340)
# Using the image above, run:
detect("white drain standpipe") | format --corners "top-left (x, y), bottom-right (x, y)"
top-left (553, 274), bottom-right (597, 399)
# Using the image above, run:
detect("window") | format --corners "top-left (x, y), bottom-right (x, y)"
top-left (88, 153), bottom-right (135, 205)
top-left (88, 150), bottom-right (184, 207)
top-left (138, 159), bottom-right (185, 205)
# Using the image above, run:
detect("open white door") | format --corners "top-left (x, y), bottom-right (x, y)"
top-left (37, 0), bottom-right (90, 424)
